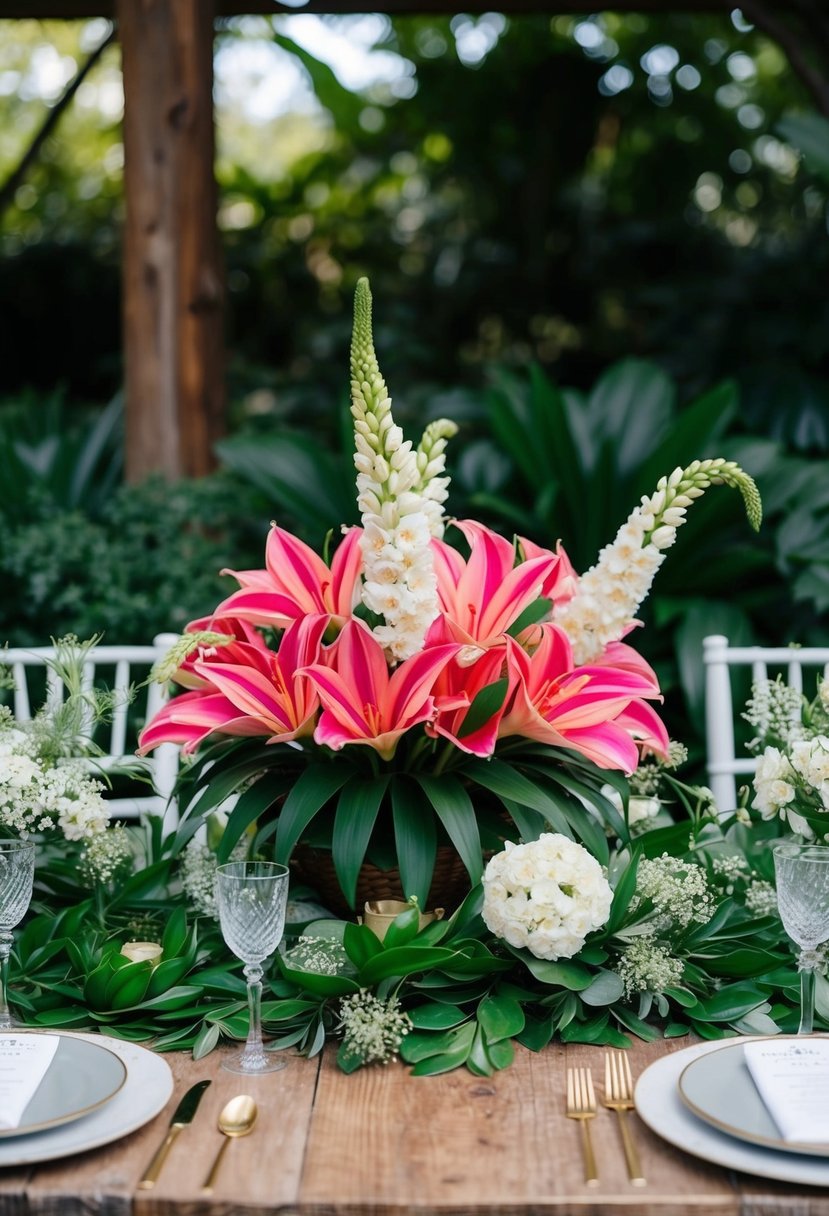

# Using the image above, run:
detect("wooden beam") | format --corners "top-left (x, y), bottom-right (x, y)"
top-left (118, 0), bottom-right (225, 481)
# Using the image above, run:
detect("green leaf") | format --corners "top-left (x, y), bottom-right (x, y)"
top-left (477, 995), bottom-right (525, 1042)
top-left (217, 772), bottom-right (293, 862)
top-left (415, 774), bottom-right (483, 887)
top-left (408, 1003), bottom-right (468, 1030)
top-left (343, 922), bottom-right (384, 969)
top-left (391, 776), bottom-right (436, 908)
top-left (275, 765), bottom-right (352, 863)
top-left (332, 776), bottom-right (389, 910)
top-left (692, 983), bottom-right (768, 1022)
top-left (457, 678), bottom-right (510, 738)
top-left (161, 906), bottom-right (188, 958)
top-left (192, 1021), bottom-right (221, 1060)
top-left (580, 970), bottom-right (625, 1008)
top-left (467, 1025), bottom-right (494, 1076)
top-left (337, 1039), bottom-right (366, 1074)
top-left (487, 1038), bottom-right (515, 1070)
top-left (277, 961), bottom-right (359, 998)
top-left (606, 853), bottom-right (641, 933)
top-left (506, 599), bottom-right (552, 639)
top-left (407, 1022), bottom-right (476, 1075)
top-left (612, 1006), bottom-right (662, 1041)
top-left (381, 905), bottom-right (421, 950)
top-left (777, 112), bottom-right (829, 183)
top-left (506, 946), bottom-right (593, 990)
top-left (359, 945), bottom-right (458, 986)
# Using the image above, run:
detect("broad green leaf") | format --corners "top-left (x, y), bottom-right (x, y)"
top-left (612, 1006), bottom-right (662, 1041)
top-left (192, 1021), bottom-right (221, 1060)
top-left (332, 776), bottom-right (389, 910)
top-left (343, 922), bottom-right (384, 969)
top-left (692, 984), bottom-right (768, 1022)
top-left (605, 853), bottom-right (641, 933)
top-left (381, 905), bottom-right (421, 950)
top-left (506, 946), bottom-right (593, 990)
top-left (161, 906), bottom-right (188, 958)
top-left (391, 775), bottom-right (436, 909)
top-left (407, 1022), bottom-right (476, 1075)
top-left (217, 772), bottom-right (293, 862)
top-left (580, 970), bottom-right (625, 1007)
top-left (358, 945), bottom-right (457, 986)
top-left (477, 994), bottom-right (525, 1042)
top-left (416, 774), bottom-right (482, 886)
top-left (408, 1003), bottom-right (468, 1030)
top-left (275, 765), bottom-right (351, 863)
top-left (516, 1013), bottom-right (554, 1052)
top-left (506, 600), bottom-right (551, 639)
top-left (457, 677), bottom-right (510, 738)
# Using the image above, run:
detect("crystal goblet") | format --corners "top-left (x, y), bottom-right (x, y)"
top-left (773, 842), bottom-right (829, 1035)
top-left (0, 839), bottom-right (35, 1030)
top-left (215, 860), bottom-right (290, 1074)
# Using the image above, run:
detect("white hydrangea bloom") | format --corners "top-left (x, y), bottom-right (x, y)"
top-left (350, 280), bottom-right (457, 660)
top-left (0, 718), bottom-right (109, 841)
top-left (482, 834), bottom-right (613, 961)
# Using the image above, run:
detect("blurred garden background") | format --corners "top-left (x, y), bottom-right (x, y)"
top-left (1, 5), bottom-right (828, 770)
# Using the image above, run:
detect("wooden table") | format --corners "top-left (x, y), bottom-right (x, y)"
top-left (1, 1038), bottom-right (827, 1216)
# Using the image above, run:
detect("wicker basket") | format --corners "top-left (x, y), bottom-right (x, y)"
top-left (291, 844), bottom-right (472, 918)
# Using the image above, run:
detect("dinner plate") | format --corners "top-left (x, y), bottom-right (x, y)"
top-left (0, 1031), bottom-right (173, 1166)
top-left (678, 1037), bottom-right (829, 1157)
top-left (0, 1031), bottom-right (127, 1138)
top-left (635, 1038), bottom-right (829, 1187)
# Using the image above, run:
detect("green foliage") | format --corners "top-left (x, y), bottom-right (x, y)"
top-left (0, 399), bottom-right (267, 646)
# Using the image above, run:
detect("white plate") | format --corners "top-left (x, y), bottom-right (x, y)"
top-left (635, 1038), bottom-right (829, 1187)
top-left (0, 1031), bottom-right (127, 1137)
top-left (678, 1037), bottom-right (829, 1157)
top-left (0, 1031), bottom-right (173, 1166)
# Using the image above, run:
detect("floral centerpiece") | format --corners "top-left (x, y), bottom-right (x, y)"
top-left (9, 284), bottom-right (825, 1074)
top-left (140, 278), bottom-right (760, 922)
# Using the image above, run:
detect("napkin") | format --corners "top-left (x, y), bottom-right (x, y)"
top-left (744, 1038), bottom-right (829, 1144)
top-left (0, 1034), bottom-right (60, 1130)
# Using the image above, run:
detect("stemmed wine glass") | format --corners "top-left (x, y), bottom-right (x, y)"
top-left (773, 842), bottom-right (829, 1035)
top-left (215, 861), bottom-right (290, 1074)
top-left (0, 840), bottom-right (35, 1030)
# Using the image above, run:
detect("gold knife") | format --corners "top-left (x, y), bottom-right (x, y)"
top-left (137, 1079), bottom-right (211, 1189)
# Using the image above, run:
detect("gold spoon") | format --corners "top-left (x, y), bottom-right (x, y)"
top-left (201, 1094), bottom-right (258, 1192)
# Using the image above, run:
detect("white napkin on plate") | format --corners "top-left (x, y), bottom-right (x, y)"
top-left (744, 1038), bottom-right (829, 1144)
top-left (0, 1034), bottom-right (60, 1130)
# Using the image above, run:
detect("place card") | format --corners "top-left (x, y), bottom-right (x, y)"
top-left (744, 1038), bottom-right (829, 1144)
top-left (0, 1034), bottom-right (60, 1130)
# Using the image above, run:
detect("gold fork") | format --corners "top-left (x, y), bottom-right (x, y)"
top-left (603, 1051), bottom-right (646, 1187)
top-left (565, 1067), bottom-right (599, 1187)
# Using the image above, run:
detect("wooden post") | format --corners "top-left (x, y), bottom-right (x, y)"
top-left (118, 0), bottom-right (224, 481)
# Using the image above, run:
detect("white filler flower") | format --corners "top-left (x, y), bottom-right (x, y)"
top-left (482, 833), bottom-right (613, 961)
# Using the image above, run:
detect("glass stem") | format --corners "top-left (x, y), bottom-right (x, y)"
top-left (242, 963), bottom-right (266, 1066)
top-left (799, 966), bottom-right (816, 1036)
top-left (0, 931), bottom-right (13, 1030)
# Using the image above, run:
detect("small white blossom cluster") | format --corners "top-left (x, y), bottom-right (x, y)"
top-left (283, 935), bottom-right (350, 976)
top-left (337, 990), bottom-right (411, 1064)
top-left (632, 854), bottom-right (714, 932)
top-left (554, 461), bottom-right (761, 664)
top-left (744, 678), bottom-right (808, 750)
top-left (629, 742), bottom-right (688, 797)
top-left (351, 279), bottom-right (456, 660)
top-left (711, 854), bottom-right (750, 896)
top-left (180, 836), bottom-right (249, 918)
top-left (482, 834), bottom-right (613, 961)
top-left (79, 824), bottom-right (135, 886)
top-left (745, 878), bottom-right (778, 918)
top-left (752, 737), bottom-right (829, 838)
top-left (615, 937), bottom-right (684, 998)
top-left (0, 710), bottom-right (109, 841)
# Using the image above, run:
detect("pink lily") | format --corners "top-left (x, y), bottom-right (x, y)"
top-left (139, 616), bottom-right (327, 755)
top-left (299, 619), bottom-right (460, 760)
top-left (424, 618), bottom-right (510, 757)
top-left (518, 536), bottom-right (579, 605)
top-left (430, 520), bottom-right (556, 649)
top-left (498, 625), bottom-right (669, 773)
top-left (214, 525), bottom-right (362, 630)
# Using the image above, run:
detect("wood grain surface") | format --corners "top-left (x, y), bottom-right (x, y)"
top-left (1, 1040), bottom-right (828, 1216)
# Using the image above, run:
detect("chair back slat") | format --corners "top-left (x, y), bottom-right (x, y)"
top-left (2, 635), bottom-right (180, 830)
top-left (704, 634), bottom-right (829, 816)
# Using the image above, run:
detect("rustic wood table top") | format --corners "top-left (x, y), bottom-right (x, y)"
top-left (1, 1037), bottom-right (827, 1216)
